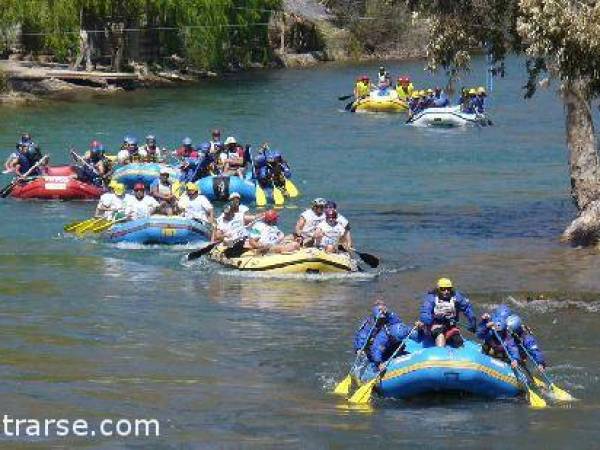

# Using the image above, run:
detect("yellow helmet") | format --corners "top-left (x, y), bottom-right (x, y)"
top-left (186, 182), bottom-right (199, 192)
top-left (468, 88), bottom-right (477, 95)
top-left (419, 90), bottom-right (427, 97)
top-left (477, 86), bottom-right (486, 95)
top-left (412, 92), bottom-right (420, 99)
top-left (426, 88), bottom-right (433, 94)
top-left (437, 277), bottom-right (453, 289)
top-left (113, 183), bottom-right (125, 196)
top-left (108, 179), bottom-right (119, 189)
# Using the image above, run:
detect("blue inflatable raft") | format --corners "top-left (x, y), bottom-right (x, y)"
top-left (356, 338), bottom-right (522, 400)
top-left (111, 163), bottom-right (180, 189)
top-left (102, 216), bottom-right (211, 245)
top-left (195, 175), bottom-right (283, 204)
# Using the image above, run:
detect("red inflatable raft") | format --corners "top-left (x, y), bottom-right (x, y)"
top-left (10, 166), bottom-right (104, 200)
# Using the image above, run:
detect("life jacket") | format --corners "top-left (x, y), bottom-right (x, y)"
top-left (433, 296), bottom-right (456, 320)
top-left (396, 84), bottom-right (414, 100)
top-left (357, 82), bottom-right (370, 97)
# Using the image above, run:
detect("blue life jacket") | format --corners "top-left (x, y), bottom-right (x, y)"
top-left (17, 153), bottom-right (32, 175)
top-left (353, 311), bottom-right (401, 352)
top-left (369, 322), bottom-right (414, 365)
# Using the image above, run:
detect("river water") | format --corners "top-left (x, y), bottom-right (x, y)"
top-left (1, 56), bottom-right (599, 449)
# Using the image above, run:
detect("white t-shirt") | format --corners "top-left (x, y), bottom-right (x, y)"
top-left (299, 209), bottom-right (325, 238)
top-left (216, 214), bottom-right (248, 241)
top-left (123, 194), bottom-right (159, 220)
top-left (236, 204), bottom-right (249, 216)
top-left (337, 213), bottom-right (349, 230)
top-left (250, 221), bottom-right (284, 246)
top-left (178, 193), bottom-right (213, 222)
top-left (97, 192), bottom-right (124, 219)
top-left (317, 220), bottom-right (346, 248)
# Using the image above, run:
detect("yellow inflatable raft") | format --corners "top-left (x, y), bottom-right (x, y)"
top-left (353, 88), bottom-right (408, 113)
top-left (209, 246), bottom-right (359, 274)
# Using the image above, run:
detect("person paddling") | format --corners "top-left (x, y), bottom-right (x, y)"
top-left (419, 278), bottom-right (477, 348)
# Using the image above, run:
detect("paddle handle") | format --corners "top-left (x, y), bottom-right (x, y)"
top-left (383, 325), bottom-right (417, 371)
top-left (70, 149), bottom-right (100, 176)
top-left (21, 154), bottom-right (49, 178)
top-left (517, 340), bottom-right (552, 386)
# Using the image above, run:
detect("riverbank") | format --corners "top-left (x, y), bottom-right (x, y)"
top-left (0, 59), bottom-right (224, 105)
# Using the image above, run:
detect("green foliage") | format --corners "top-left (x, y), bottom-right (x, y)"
top-left (0, 0), bottom-right (282, 70)
top-left (407, 0), bottom-right (600, 99)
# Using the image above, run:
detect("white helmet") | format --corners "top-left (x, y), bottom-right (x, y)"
top-left (224, 136), bottom-right (237, 146)
top-left (138, 148), bottom-right (148, 159)
top-left (117, 149), bottom-right (130, 164)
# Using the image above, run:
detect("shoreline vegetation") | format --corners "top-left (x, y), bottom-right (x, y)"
top-left (0, 0), bottom-right (428, 104)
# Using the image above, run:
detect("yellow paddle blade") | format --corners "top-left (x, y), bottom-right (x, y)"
top-left (285, 179), bottom-right (299, 198)
top-left (550, 384), bottom-right (575, 402)
top-left (64, 218), bottom-right (96, 232)
top-left (527, 388), bottom-right (547, 409)
top-left (75, 218), bottom-right (107, 235)
top-left (533, 377), bottom-right (546, 389)
top-left (255, 185), bottom-right (267, 207)
top-left (91, 220), bottom-right (116, 233)
top-left (273, 187), bottom-right (285, 206)
top-left (333, 375), bottom-right (352, 396)
top-left (348, 379), bottom-right (376, 404)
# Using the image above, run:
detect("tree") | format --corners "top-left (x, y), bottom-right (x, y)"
top-left (0, 0), bottom-right (281, 72)
top-left (407, 0), bottom-right (600, 246)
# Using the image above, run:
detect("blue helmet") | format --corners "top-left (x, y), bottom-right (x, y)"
top-left (124, 135), bottom-right (138, 145)
top-left (182, 137), bottom-right (193, 146)
top-left (492, 304), bottom-right (512, 322)
top-left (254, 155), bottom-right (266, 167)
top-left (270, 150), bottom-right (282, 160)
top-left (506, 315), bottom-right (522, 333)
top-left (265, 149), bottom-right (276, 162)
top-left (197, 142), bottom-right (211, 152)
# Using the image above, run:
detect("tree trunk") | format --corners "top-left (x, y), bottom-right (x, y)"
top-left (564, 81), bottom-right (600, 210)
top-left (561, 81), bottom-right (600, 245)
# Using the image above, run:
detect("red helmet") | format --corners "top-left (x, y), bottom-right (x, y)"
top-left (263, 210), bottom-right (278, 224)
top-left (361, 75), bottom-right (369, 81)
top-left (133, 182), bottom-right (145, 191)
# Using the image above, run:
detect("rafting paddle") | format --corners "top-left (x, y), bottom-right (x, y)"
top-left (338, 94), bottom-right (353, 101)
top-left (284, 177), bottom-right (299, 198)
top-left (64, 217), bottom-right (99, 233)
top-left (517, 341), bottom-right (575, 402)
top-left (255, 185), bottom-right (267, 207)
top-left (334, 316), bottom-right (383, 396)
top-left (348, 325), bottom-right (417, 404)
top-left (90, 217), bottom-right (128, 233)
top-left (186, 242), bottom-right (220, 261)
top-left (0, 155), bottom-right (49, 198)
top-left (492, 329), bottom-right (546, 408)
top-left (339, 246), bottom-right (379, 268)
top-left (272, 186), bottom-right (285, 206)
